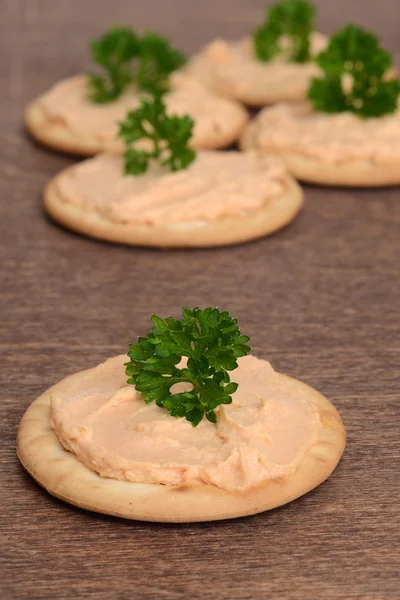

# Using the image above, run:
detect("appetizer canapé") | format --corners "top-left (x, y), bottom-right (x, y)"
top-left (43, 97), bottom-right (303, 247)
top-left (186, 0), bottom-right (327, 106)
top-left (25, 27), bottom-right (248, 155)
top-left (17, 307), bottom-right (346, 522)
top-left (241, 25), bottom-right (400, 186)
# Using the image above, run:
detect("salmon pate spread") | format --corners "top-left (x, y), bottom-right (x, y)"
top-left (37, 73), bottom-right (247, 148)
top-left (245, 101), bottom-right (400, 165)
top-left (51, 355), bottom-right (320, 492)
top-left (186, 33), bottom-right (327, 103)
top-left (55, 151), bottom-right (288, 225)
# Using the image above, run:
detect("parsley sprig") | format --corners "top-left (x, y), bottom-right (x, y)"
top-left (89, 27), bottom-right (140, 103)
top-left (125, 307), bottom-right (251, 427)
top-left (308, 25), bottom-right (400, 118)
top-left (88, 27), bottom-right (186, 103)
top-left (118, 96), bottom-right (196, 175)
top-left (253, 0), bottom-right (315, 64)
top-left (136, 32), bottom-right (187, 94)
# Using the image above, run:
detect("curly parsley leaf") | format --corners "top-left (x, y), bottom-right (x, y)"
top-left (136, 31), bottom-right (186, 95)
top-left (88, 27), bottom-right (140, 103)
top-left (308, 24), bottom-right (400, 118)
top-left (253, 0), bottom-right (315, 64)
top-left (118, 95), bottom-right (196, 175)
top-left (88, 27), bottom-right (186, 103)
top-left (125, 307), bottom-right (251, 427)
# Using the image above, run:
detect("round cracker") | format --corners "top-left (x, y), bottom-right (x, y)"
top-left (24, 91), bottom-right (249, 158)
top-left (241, 117), bottom-right (400, 188)
top-left (185, 35), bottom-right (326, 107)
top-left (17, 365), bottom-right (346, 522)
top-left (186, 54), bottom-right (314, 107)
top-left (43, 164), bottom-right (304, 248)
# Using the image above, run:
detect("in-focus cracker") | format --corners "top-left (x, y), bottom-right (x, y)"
top-left (17, 364), bottom-right (346, 522)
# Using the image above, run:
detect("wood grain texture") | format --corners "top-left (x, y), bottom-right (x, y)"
top-left (0, 1), bottom-right (399, 598)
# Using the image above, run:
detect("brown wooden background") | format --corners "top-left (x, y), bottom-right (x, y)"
top-left (1, 1), bottom-right (399, 598)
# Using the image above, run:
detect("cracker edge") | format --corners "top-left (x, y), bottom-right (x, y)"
top-left (17, 365), bottom-right (346, 523)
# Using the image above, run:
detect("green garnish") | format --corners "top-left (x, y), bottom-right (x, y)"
top-left (125, 307), bottom-right (251, 427)
top-left (88, 27), bottom-right (186, 103)
top-left (253, 0), bottom-right (315, 64)
top-left (136, 32), bottom-right (187, 94)
top-left (89, 27), bottom-right (140, 103)
top-left (308, 24), bottom-right (400, 118)
top-left (118, 96), bottom-right (196, 175)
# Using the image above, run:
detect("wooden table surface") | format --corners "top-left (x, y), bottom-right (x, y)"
top-left (1, 1), bottom-right (399, 598)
